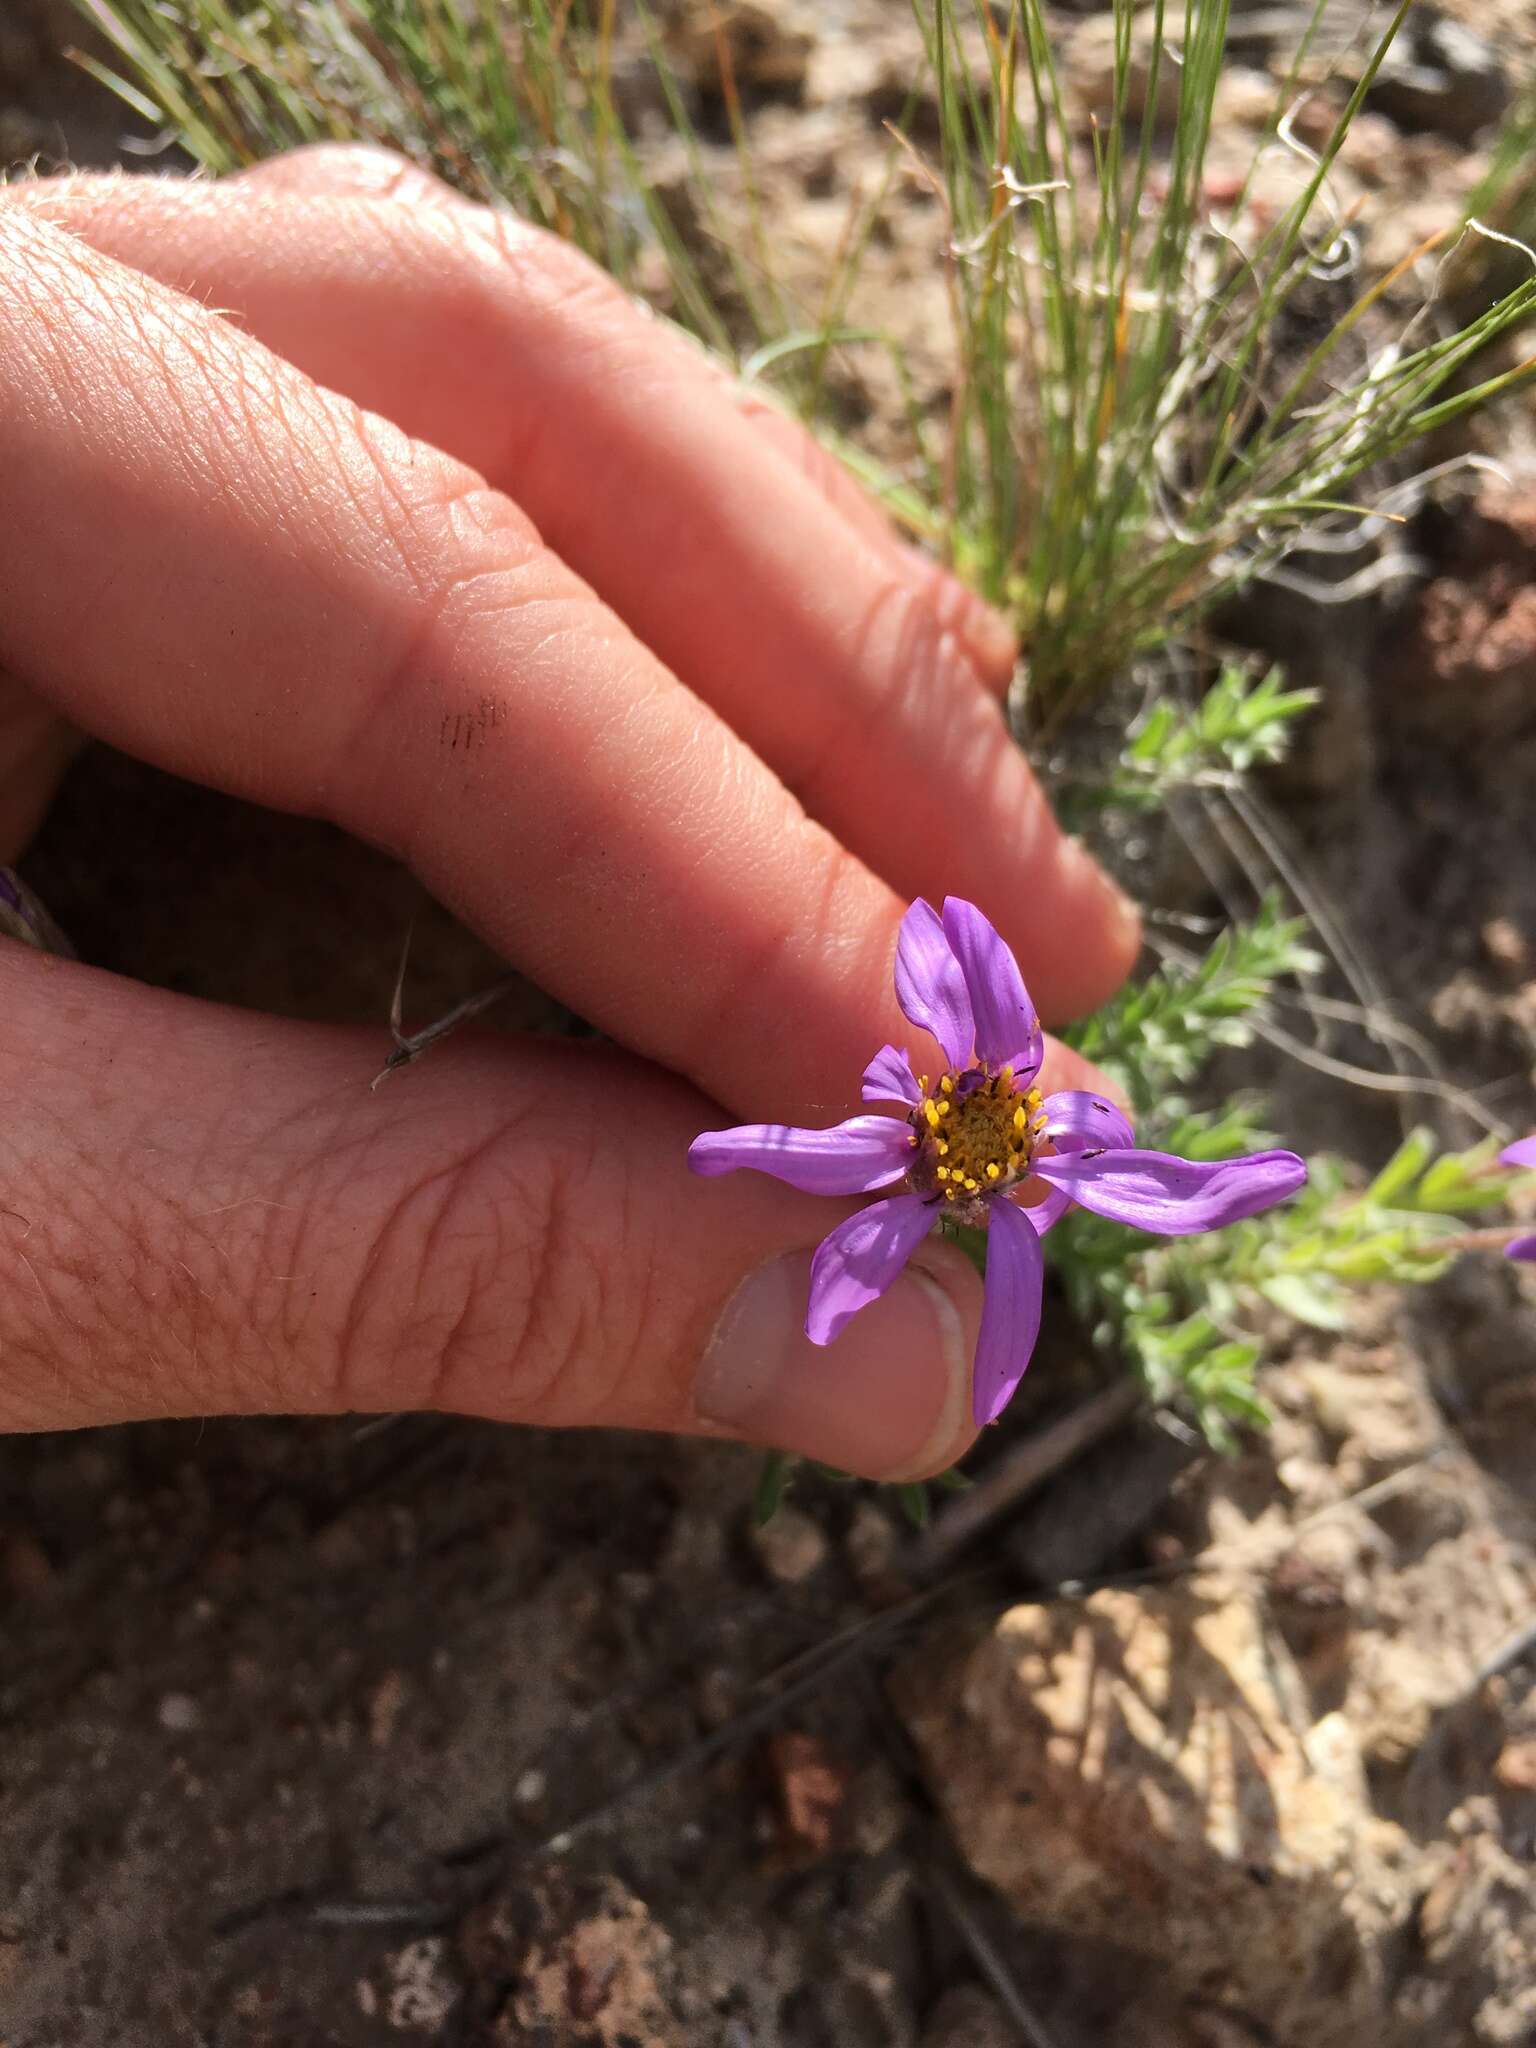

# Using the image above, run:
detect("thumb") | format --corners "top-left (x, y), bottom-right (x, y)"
top-left (0, 951), bottom-right (980, 1480)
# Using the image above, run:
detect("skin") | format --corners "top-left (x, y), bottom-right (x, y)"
top-left (0, 147), bottom-right (1138, 1475)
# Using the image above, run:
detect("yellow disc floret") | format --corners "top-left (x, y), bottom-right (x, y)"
top-left (911, 1064), bottom-right (1048, 1214)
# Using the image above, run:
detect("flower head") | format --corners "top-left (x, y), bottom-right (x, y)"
top-left (1502, 1138), bottom-right (1536, 1260)
top-left (690, 897), bottom-right (1307, 1427)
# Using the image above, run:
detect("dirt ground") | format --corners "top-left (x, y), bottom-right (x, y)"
top-left (4, 3), bottom-right (1536, 2044)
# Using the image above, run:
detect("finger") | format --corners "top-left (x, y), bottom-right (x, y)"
top-left (0, 948), bottom-right (979, 1479)
top-left (227, 146), bottom-right (1013, 668)
top-left (0, 207), bottom-right (1110, 1122)
top-left (5, 165), bottom-right (1134, 1023)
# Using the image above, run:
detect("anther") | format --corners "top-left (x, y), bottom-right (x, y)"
top-left (986, 1163), bottom-right (1001, 1180)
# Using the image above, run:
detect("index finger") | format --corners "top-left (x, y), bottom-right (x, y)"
top-left (0, 208), bottom-right (1110, 1120)
top-left (7, 163), bottom-right (1139, 1025)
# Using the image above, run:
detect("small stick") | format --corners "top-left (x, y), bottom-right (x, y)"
top-left (1473, 1613), bottom-right (1536, 1689)
top-left (371, 914), bottom-right (519, 1088)
top-left (908, 1379), bottom-right (1143, 1579)
top-left (927, 1866), bottom-right (1062, 2048)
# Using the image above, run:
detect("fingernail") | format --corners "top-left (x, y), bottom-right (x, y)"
top-left (694, 1245), bottom-right (979, 1480)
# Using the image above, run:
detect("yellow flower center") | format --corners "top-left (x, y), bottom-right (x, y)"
top-left (910, 1065), bottom-right (1047, 1207)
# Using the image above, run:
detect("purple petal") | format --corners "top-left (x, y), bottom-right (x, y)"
top-left (1041, 1089), bottom-right (1136, 1155)
top-left (805, 1194), bottom-right (937, 1344)
top-left (1501, 1136), bottom-right (1536, 1171)
top-left (1032, 1147), bottom-right (1307, 1236)
top-left (862, 1043), bottom-right (922, 1107)
top-left (689, 1116), bottom-right (914, 1195)
top-left (940, 897), bottom-right (1042, 1077)
top-left (894, 899), bottom-right (974, 1071)
top-left (972, 1197), bottom-right (1045, 1425)
top-left (1506, 1234), bottom-right (1536, 1262)
top-left (1010, 1093), bottom-right (1138, 1237)
top-left (1014, 1186), bottom-right (1072, 1236)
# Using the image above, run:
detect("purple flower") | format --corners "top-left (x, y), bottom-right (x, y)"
top-left (689, 897), bottom-right (1307, 1427)
top-left (1501, 1138), bottom-right (1536, 1261)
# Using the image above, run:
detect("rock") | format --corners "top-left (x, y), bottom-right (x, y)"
top-left (513, 1767), bottom-right (547, 1806)
top-left (461, 1870), bottom-right (684, 2046)
top-left (1415, 547), bottom-right (1536, 744)
top-left (892, 1583), bottom-right (1407, 2044)
top-left (808, 1957), bottom-right (916, 2048)
top-left (920, 1984), bottom-right (1015, 2048)
top-left (1296, 1359), bottom-right (1437, 1487)
top-left (1267, 1525), bottom-right (1358, 1673)
top-left (383, 1937), bottom-right (461, 2034)
top-left (660, 1506), bottom-right (726, 1580)
top-left (749, 1503), bottom-right (829, 1584)
top-left (1060, 11), bottom-right (1183, 131)
top-left (844, 1499), bottom-right (899, 1582)
top-left (845, 1498), bottom-right (911, 1603)
top-left (763, 1730), bottom-right (849, 1859)
top-left (845, 1759), bottom-right (908, 1858)
top-left (156, 1691), bottom-right (201, 1733)
top-left (1493, 1736), bottom-right (1536, 1793)
top-left (665, 0), bottom-right (813, 100)
top-left (1408, 1824), bottom-right (1536, 2045)
top-left (366, 1671), bottom-right (406, 1749)
top-left (1367, 10), bottom-right (1509, 143)
top-left (1482, 918), bottom-right (1531, 978)
top-left (1211, 64), bottom-right (1278, 135)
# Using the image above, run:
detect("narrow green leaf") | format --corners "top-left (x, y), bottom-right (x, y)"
top-left (895, 1482), bottom-right (930, 1530)
top-left (1364, 1128), bottom-right (1438, 1209)
top-left (753, 1450), bottom-right (791, 1527)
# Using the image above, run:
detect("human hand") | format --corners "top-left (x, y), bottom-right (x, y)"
top-left (0, 147), bottom-right (1137, 1475)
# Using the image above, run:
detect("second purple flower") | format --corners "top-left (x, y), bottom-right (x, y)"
top-left (1502, 1137), bottom-right (1536, 1261)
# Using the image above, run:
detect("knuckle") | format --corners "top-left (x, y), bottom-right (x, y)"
top-left (791, 567), bottom-right (1012, 812)
top-left (240, 142), bottom-right (440, 203)
top-left (422, 204), bottom-right (664, 470)
top-left (680, 821), bottom-right (863, 1077)
top-left (322, 1120), bottom-right (617, 1426)
top-left (455, 202), bottom-right (627, 331)
top-left (352, 409), bottom-right (543, 583)
top-left (321, 407), bottom-right (617, 858)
